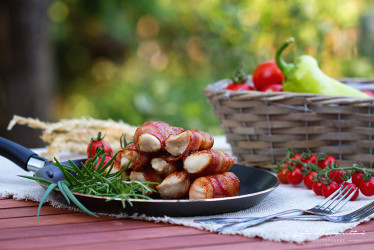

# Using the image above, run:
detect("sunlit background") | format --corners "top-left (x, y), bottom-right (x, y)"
top-left (1, 0), bottom-right (374, 146)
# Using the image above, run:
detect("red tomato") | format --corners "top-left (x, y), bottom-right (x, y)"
top-left (252, 61), bottom-right (284, 91)
top-left (287, 168), bottom-right (303, 185)
top-left (87, 132), bottom-right (113, 158)
top-left (226, 82), bottom-right (253, 91)
top-left (342, 182), bottom-right (359, 201)
top-left (289, 153), bottom-right (303, 169)
top-left (301, 154), bottom-right (318, 165)
top-left (352, 172), bottom-right (363, 187)
top-left (329, 168), bottom-right (344, 184)
top-left (359, 178), bottom-right (374, 197)
top-left (304, 171), bottom-right (317, 189)
top-left (312, 181), bottom-right (324, 196)
top-left (322, 181), bottom-right (340, 198)
top-left (318, 155), bottom-right (337, 169)
top-left (262, 84), bottom-right (283, 92)
top-left (277, 167), bottom-right (290, 184)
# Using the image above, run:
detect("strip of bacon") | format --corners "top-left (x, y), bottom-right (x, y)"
top-left (133, 121), bottom-right (184, 154)
top-left (189, 172), bottom-right (240, 200)
top-left (165, 129), bottom-right (214, 156)
top-left (183, 149), bottom-right (235, 176)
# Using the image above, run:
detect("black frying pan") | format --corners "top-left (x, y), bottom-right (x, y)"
top-left (0, 136), bottom-right (279, 217)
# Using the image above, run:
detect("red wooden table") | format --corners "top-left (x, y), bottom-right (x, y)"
top-left (1, 197), bottom-right (373, 250)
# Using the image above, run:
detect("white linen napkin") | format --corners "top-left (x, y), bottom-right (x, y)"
top-left (0, 150), bottom-right (373, 244)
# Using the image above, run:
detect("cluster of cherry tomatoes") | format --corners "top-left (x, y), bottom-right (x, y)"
top-left (86, 132), bottom-right (113, 168)
top-left (274, 150), bottom-right (374, 201)
top-left (225, 61), bottom-right (284, 92)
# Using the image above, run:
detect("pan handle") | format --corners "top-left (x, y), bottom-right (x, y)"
top-left (0, 136), bottom-right (47, 171)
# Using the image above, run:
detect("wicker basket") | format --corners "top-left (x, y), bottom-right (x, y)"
top-left (204, 77), bottom-right (374, 169)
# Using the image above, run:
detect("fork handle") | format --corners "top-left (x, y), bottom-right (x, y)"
top-left (216, 209), bottom-right (303, 233)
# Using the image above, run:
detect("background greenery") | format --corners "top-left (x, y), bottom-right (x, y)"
top-left (49, 0), bottom-right (374, 134)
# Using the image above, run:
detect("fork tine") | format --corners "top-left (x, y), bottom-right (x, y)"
top-left (352, 205), bottom-right (374, 221)
top-left (318, 185), bottom-right (349, 211)
top-left (330, 187), bottom-right (358, 212)
top-left (316, 185), bottom-right (345, 209)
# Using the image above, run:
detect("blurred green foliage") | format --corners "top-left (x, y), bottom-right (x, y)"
top-left (49, 0), bottom-right (374, 134)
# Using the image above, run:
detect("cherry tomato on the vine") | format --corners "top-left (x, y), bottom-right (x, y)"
top-left (277, 167), bottom-right (290, 184)
top-left (287, 168), bottom-right (303, 185)
top-left (318, 155), bottom-right (337, 169)
top-left (252, 60), bottom-right (284, 91)
top-left (359, 178), bottom-right (374, 197)
top-left (342, 182), bottom-right (359, 201)
top-left (87, 132), bottom-right (113, 158)
top-left (304, 171), bottom-right (317, 189)
top-left (301, 154), bottom-right (318, 165)
top-left (312, 181), bottom-right (324, 196)
top-left (352, 172), bottom-right (363, 187)
top-left (289, 153), bottom-right (303, 169)
top-left (322, 181), bottom-right (340, 198)
top-left (329, 168), bottom-right (345, 184)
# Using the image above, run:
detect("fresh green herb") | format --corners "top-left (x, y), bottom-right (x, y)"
top-left (20, 149), bottom-right (158, 220)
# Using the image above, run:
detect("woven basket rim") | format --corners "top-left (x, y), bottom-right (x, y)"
top-left (205, 77), bottom-right (374, 105)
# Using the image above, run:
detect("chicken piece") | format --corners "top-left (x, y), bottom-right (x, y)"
top-left (189, 172), bottom-right (240, 200)
top-left (133, 121), bottom-right (184, 154)
top-left (183, 149), bottom-right (235, 176)
top-left (156, 171), bottom-right (191, 199)
top-left (114, 143), bottom-right (150, 171)
top-left (129, 168), bottom-right (162, 196)
top-left (151, 155), bottom-right (182, 177)
top-left (165, 129), bottom-right (214, 156)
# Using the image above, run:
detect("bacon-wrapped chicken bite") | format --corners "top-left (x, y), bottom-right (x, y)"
top-left (189, 172), bottom-right (240, 200)
top-left (156, 171), bottom-right (191, 199)
top-left (183, 149), bottom-right (235, 176)
top-left (114, 143), bottom-right (150, 172)
top-left (165, 129), bottom-right (214, 157)
top-left (133, 121), bottom-right (184, 154)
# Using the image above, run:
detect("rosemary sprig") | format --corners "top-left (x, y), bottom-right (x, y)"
top-left (19, 149), bottom-right (158, 219)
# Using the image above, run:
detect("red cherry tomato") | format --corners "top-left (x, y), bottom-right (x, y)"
top-left (304, 171), bottom-right (317, 189)
top-left (322, 181), bottom-right (340, 198)
top-left (301, 154), bottom-right (318, 165)
top-left (329, 168), bottom-right (344, 184)
top-left (87, 132), bottom-right (113, 158)
top-left (287, 168), bottom-right (303, 185)
top-left (252, 61), bottom-right (284, 91)
top-left (352, 172), bottom-right (363, 187)
top-left (262, 84), bottom-right (283, 92)
top-left (318, 155), bottom-right (337, 169)
top-left (289, 153), bottom-right (303, 169)
top-left (277, 167), bottom-right (290, 184)
top-left (342, 182), bottom-right (359, 201)
top-left (226, 82), bottom-right (253, 91)
top-left (312, 181), bottom-right (324, 196)
top-left (359, 178), bottom-right (374, 197)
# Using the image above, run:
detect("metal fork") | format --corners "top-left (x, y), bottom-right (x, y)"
top-left (278, 200), bottom-right (374, 223)
top-left (212, 186), bottom-right (358, 233)
top-left (195, 185), bottom-right (355, 228)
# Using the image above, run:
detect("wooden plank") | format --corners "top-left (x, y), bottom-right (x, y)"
top-left (0, 198), bottom-right (38, 209)
top-left (0, 224), bottom-right (210, 249)
top-left (0, 206), bottom-right (77, 219)
top-left (0, 213), bottom-right (113, 230)
top-left (0, 219), bottom-right (165, 241)
top-left (53, 233), bottom-right (254, 250)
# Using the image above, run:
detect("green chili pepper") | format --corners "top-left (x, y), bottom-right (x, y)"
top-left (275, 37), bottom-right (369, 98)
